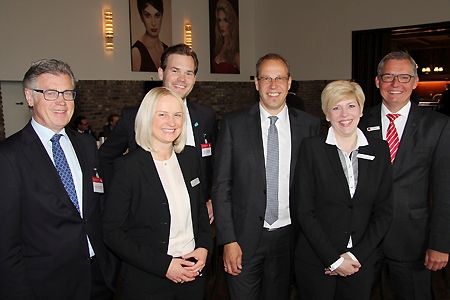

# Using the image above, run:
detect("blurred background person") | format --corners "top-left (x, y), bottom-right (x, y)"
top-left (438, 83), bottom-right (450, 116)
top-left (102, 113), bottom-right (119, 138)
top-left (74, 115), bottom-right (98, 140)
top-left (131, 0), bottom-right (168, 72)
top-left (103, 87), bottom-right (212, 299)
top-left (294, 80), bottom-right (393, 299)
top-left (211, 0), bottom-right (240, 74)
top-left (286, 80), bottom-right (305, 111)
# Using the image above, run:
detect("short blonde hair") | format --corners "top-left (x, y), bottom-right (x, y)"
top-left (321, 80), bottom-right (365, 116)
top-left (135, 87), bottom-right (186, 153)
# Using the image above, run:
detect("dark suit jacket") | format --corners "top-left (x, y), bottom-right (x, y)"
top-left (359, 102), bottom-right (450, 261)
top-left (102, 146), bottom-right (212, 293)
top-left (0, 123), bottom-right (117, 300)
top-left (102, 124), bottom-right (113, 138)
top-left (212, 103), bottom-right (321, 260)
top-left (294, 134), bottom-right (393, 268)
top-left (99, 101), bottom-right (218, 193)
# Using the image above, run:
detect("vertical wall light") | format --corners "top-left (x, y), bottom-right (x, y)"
top-left (185, 24), bottom-right (192, 49)
top-left (104, 9), bottom-right (114, 51)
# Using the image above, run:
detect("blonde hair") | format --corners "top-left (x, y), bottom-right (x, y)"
top-left (321, 80), bottom-right (365, 116)
top-left (135, 87), bottom-right (186, 153)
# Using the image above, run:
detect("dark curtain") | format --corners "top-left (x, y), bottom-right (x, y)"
top-left (352, 29), bottom-right (391, 109)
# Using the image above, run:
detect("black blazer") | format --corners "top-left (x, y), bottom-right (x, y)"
top-left (294, 133), bottom-right (393, 267)
top-left (0, 123), bottom-right (117, 300)
top-left (102, 146), bottom-right (212, 293)
top-left (359, 102), bottom-right (450, 261)
top-left (212, 103), bottom-right (321, 260)
top-left (99, 101), bottom-right (218, 192)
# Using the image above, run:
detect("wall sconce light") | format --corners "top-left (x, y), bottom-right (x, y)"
top-left (185, 24), bottom-right (192, 49)
top-left (104, 9), bottom-right (114, 51)
top-left (434, 67), bottom-right (444, 72)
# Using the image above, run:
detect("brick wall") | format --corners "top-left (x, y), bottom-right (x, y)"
top-left (0, 79), bottom-right (334, 140)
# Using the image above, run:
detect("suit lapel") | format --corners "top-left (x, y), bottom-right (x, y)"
top-left (324, 142), bottom-right (352, 200)
top-left (67, 130), bottom-right (92, 217)
top-left (247, 104), bottom-right (266, 184)
top-left (138, 148), bottom-right (168, 202)
top-left (364, 104), bottom-right (383, 140)
top-left (288, 109), bottom-right (302, 185)
top-left (395, 104), bottom-right (420, 167)
top-left (21, 124), bottom-right (80, 215)
top-left (187, 101), bottom-right (204, 149)
top-left (177, 149), bottom-right (199, 232)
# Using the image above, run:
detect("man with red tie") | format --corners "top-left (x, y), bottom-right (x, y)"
top-left (359, 52), bottom-right (450, 299)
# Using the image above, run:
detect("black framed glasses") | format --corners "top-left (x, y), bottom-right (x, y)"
top-left (258, 76), bottom-right (289, 84)
top-left (32, 89), bottom-right (76, 101)
top-left (379, 73), bottom-right (415, 83)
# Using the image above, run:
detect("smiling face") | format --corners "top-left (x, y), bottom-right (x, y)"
top-left (158, 54), bottom-right (196, 100)
top-left (25, 73), bottom-right (74, 133)
top-left (255, 58), bottom-right (291, 115)
top-left (151, 95), bottom-right (184, 150)
top-left (218, 9), bottom-right (230, 38)
top-left (327, 98), bottom-right (362, 139)
top-left (140, 4), bottom-right (162, 38)
top-left (375, 59), bottom-right (419, 113)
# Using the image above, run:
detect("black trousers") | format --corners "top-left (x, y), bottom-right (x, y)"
top-left (226, 225), bottom-right (292, 300)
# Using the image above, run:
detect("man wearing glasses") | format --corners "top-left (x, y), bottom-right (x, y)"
top-left (359, 52), bottom-right (450, 299)
top-left (212, 53), bottom-right (320, 299)
top-left (0, 59), bottom-right (117, 299)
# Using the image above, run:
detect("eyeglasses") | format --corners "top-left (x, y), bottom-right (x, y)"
top-left (379, 73), bottom-right (415, 83)
top-left (258, 76), bottom-right (289, 84)
top-left (32, 89), bottom-right (76, 101)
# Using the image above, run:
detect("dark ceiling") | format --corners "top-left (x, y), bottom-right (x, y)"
top-left (391, 27), bottom-right (450, 50)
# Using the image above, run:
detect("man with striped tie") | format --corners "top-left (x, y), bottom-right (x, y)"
top-left (359, 52), bottom-right (450, 300)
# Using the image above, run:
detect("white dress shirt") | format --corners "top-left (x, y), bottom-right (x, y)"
top-left (259, 103), bottom-right (292, 229)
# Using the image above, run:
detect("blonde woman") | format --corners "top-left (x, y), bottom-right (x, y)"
top-left (294, 81), bottom-right (393, 299)
top-left (103, 87), bottom-right (212, 299)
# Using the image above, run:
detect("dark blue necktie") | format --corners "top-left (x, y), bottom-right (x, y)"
top-left (50, 134), bottom-right (80, 214)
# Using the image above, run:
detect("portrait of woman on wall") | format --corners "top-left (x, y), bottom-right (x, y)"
top-left (129, 0), bottom-right (172, 72)
top-left (209, 0), bottom-right (240, 74)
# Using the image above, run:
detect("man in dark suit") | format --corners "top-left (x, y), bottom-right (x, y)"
top-left (0, 59), bottom-right (117, 299)
top-left (212, 53), bottom-right (321, 299)
top-left (99, 44), bottom-right (217, 222)
top-left (359, 52), bottom-right (450, 300)
top-left (101, 113), bottom-right (119, 138)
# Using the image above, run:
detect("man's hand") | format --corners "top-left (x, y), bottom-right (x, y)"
top-left (223, 242), bottom-right (242, 276)
top-left (206, 199), bottom-right (214, 224)
top-left (425, 249), bottom-right (449, 271)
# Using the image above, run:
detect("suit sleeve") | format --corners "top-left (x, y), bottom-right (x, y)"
top-left (429, 118), bottom-right (450, 253)
top-left (351, 142), bottom-right (393, 263)
top-left (0, 150), bottom-right (36, 299)
top-left (211, 116), bottom-right (237, 246)
top-left (102, 156), bottom-right (172, 278)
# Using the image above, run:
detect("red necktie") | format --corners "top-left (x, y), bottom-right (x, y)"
top-left (386, 114), bottom-right (401, 164)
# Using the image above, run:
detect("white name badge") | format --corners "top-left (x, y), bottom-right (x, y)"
top-left (201, 142), bottom-right (212, 157)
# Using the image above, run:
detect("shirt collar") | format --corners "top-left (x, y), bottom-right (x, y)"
top-left (325, 126), bottom-right (368, 150)
top-left (31, 117), bottom-right (67, 142)
top-left (381, 101), bottom-right (411, 118)
top-left (259, 103), bottom-right (288, 124)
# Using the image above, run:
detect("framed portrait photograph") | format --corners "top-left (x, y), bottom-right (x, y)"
top-left (209, 0), bottom-right (240, 74)
top-left (129, 0), bottom-right (172, 72)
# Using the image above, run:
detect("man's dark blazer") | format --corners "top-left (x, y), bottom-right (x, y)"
top-left (359, 102), bottom-right (450, 262)
top-left (212, 103), bottom-right (321, 260)
top-left (102, 146), bottom-right (213, 293)
top-left (0, 122), bottom-right (117, 300)
top-left (294, 134), bottom-right (393, 269)
top-left (99, 101), bottom-right (218, 192)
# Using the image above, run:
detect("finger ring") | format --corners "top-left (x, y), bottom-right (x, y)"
top-left (179, 279), bottom-right (183, 283)
top-left (224, 265), bottom-right (227, 269)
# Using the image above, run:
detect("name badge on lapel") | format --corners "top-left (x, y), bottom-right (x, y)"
top-left (201, 134), bottom-right (212, 157)
top-left (367, 126), bottom-right (380, 132)
top-left (356, 153), bottom-right (375, 161)
top-left (92, 168), bottom-right (104, 193)
top-left (191, 177), bottom-right (200, 187)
